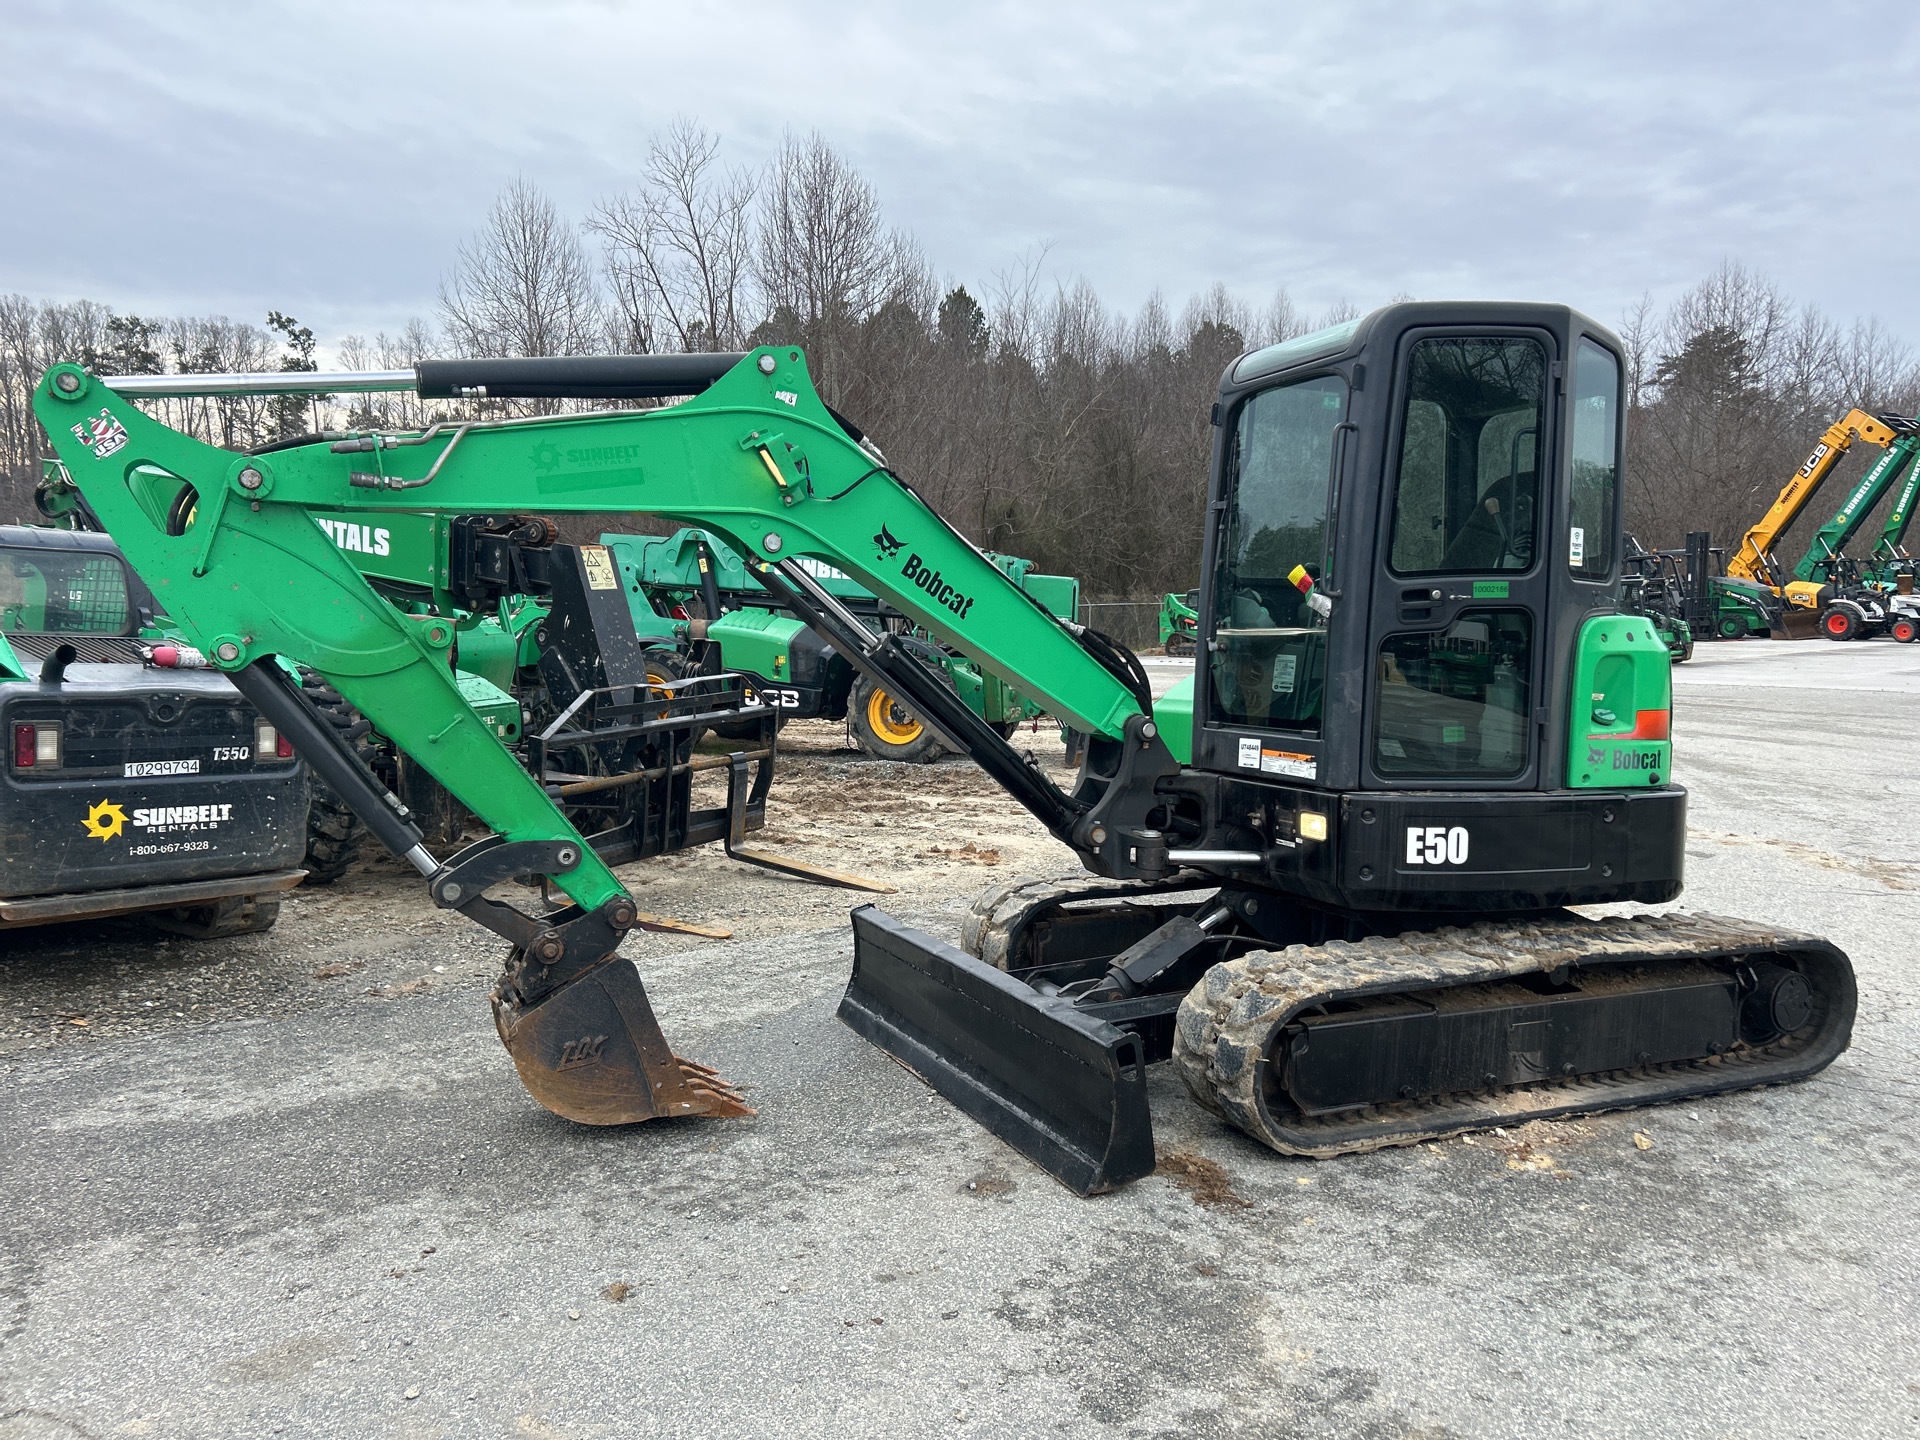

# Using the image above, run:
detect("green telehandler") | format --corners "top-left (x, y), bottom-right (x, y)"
top-left (1870, 458), bottom-right (1920, 581)
top-left (37, 304), bottom-right (1855, 1194)
top-left (1792, 430), bottom-right (1920, 588)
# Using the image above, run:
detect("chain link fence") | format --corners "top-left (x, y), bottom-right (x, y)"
top-left (1075, 596), bottom-right (1168, 653)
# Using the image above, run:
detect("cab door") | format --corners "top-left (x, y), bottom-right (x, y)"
top-left (1363, 329), bottom-right (1558, 791)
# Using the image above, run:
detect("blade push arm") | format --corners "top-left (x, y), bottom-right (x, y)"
top-left (1727, 409), bottom-right (1912, 590)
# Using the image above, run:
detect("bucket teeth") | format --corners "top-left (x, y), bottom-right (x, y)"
top-left (491, 954), bottom-right (755, 1126)
top-left (672, 1056), bottom-right (755, 1117)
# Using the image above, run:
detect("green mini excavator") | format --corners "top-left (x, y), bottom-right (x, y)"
top-left (35, 303), bottom-right (1855, 1193)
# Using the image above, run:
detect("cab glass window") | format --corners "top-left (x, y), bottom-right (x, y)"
top-left (1388, 336), bottom-right (1548, 574)
top-left (1209, 374), bottom-right (1347, 733)
top-left (0, 549), bottom-right (135, 635)
top-left (1374, 609), bottom-right (1532, 779)
top-left (1568, 339), bottom-right (1620, 579)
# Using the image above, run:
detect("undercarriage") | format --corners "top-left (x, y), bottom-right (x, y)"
top-left (841, 875), bottom-right (1855, 1192)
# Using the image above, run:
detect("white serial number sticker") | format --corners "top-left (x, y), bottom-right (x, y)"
top-left (124, 759), bottom-right (201, 777)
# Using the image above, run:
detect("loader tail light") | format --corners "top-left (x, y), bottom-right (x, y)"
top-left (254, 719), bottom-right (294, 760)
top-left (12, 722), bottom-right (61, 768)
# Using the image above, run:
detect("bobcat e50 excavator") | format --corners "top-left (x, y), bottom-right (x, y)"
top-left (35, 303), bottom-right (1855, 1194)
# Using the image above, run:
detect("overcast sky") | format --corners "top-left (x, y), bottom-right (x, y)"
top-left (5, 0), bottom-right (1918, 357)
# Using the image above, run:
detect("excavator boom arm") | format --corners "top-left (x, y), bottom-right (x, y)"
top-left (32, 350), bottom-right (1163, 908)
top-left (32, 348), bottom-right (1180, 1134)
top-left (1876, 458), bottom-right (1920, 562)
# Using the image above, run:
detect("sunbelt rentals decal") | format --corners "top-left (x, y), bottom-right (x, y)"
top-left (84, 799), bottom-right (233, 841)
top-left (315, 517), bottom-right (392, 556)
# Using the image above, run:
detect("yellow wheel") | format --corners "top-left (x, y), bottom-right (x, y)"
top-left (639, 646), bottom-right (709, 747)
top-left (850, 675), bottom-right (944, 762)
top-left (643, 666), bottom-right (675, 725)
top-left (867, 687), bottom-right (923, 744)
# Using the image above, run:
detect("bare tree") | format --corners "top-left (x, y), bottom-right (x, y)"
top-left (755, 130), bottom-right (924, 335)
top-left (590, 120), bottom-right (757, 353)
top-left (339, 320), bottom-right (443, 431)
top-left (1622, 260), bottom-right (1920, 549)
top-left (1252, 288), bottom-right (1307, 347)
top-left (440, 178), bottom-right (602, 359)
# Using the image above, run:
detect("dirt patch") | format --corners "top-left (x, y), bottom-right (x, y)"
top-left (923, 842), bottom-right (1002, 865)
top-left (366, 978), bottom-right (432, 999)
top-left (1481, 1118), bottom-right (1593, 1175)
top-left (1699, 829), bottom-right (1920, 891)
top-left (312, 960), bottom-right (364, 981)
top-left (961, 1172), bottom-right (1015, 1198)
top-left (602, 1281), bottom-right (631, 1303)
top-left (1156, 1148), bottom-right (1251, 1209)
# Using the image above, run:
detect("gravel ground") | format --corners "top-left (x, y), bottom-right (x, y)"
top-left (2, 649), bottom-right (1917, 1439)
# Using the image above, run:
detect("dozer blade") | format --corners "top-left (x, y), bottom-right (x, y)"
top-left (840, 905), bottom-right (1154, 1195)
top-left (492, 955), bottom-right (753, 1125)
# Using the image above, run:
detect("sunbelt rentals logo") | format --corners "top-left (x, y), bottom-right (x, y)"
top-left (82, 798), bottom-right (232, 841)
top-left (84, 800), bottom-right (127, 841)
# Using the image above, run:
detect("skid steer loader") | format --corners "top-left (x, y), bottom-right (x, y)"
top-left (35, 304), bottom-right (1854, 1192)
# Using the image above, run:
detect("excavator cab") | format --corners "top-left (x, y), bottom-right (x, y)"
top-left (1184, 305), bottom-right (1682, 912)
top-left (1206, 310), bottom-right (1586, 779)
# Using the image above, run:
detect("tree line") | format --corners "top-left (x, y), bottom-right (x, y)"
top-left (4, 123), bottom-right (1918, 632)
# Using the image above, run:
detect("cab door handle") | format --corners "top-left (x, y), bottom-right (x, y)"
top-left (1398, 585), bottom-right (1444, 623)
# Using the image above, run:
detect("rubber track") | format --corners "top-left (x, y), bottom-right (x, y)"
top-left (295, 669), bottom-right (373, 885)
top-left (961, 873), bottom-right (1218, 970)
top-left (1170, 910), bottom-right (1854, 1157)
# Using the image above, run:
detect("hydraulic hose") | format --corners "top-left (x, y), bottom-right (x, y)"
top-left (1077, 626), bottom-right (1155, 717)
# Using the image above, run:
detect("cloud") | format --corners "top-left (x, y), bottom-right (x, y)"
top-left (3, 0), bottom-right (1917, 344)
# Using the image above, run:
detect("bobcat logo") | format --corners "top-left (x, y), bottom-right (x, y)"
top-left (1587, 745), bottom-right (1606, 769)
top-left (873, 523), bottom-right (903, 560)
top-left (556, 1034), bottom-right (608, 1071)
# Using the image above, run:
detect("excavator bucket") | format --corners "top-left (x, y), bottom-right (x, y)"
top-left (840, 905), bottom-right (1155, 1195)
top-left (492, 954), bottom-right (753, 1125)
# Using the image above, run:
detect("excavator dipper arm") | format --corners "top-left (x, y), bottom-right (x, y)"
top-left (32, 350), bottom-right (1179, 1131)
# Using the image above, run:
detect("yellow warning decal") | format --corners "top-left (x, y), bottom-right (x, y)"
top-left (581, 545), bottom-right (619, 591)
